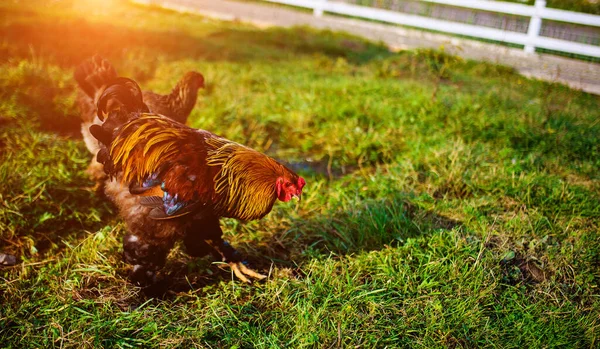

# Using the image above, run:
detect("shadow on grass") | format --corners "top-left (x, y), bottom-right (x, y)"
top-left (0, 173), bottom-right (115, 258)
top-left (248, 195), bottom-right (461, 268)
top-left (154, 193), bottom-right (462, 298)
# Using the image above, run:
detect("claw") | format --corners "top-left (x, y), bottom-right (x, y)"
top-left (228, 261), bottom-right (267, 284)
top-left (202, 236), bottom-right (267, 283)
top-left (238, 262), bottom-right (267, 280)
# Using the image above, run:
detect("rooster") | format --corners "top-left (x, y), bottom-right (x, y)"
top-left (90, 79), bottom-right (305, 284)
top-left (74, 55), bottom-right (205, 181)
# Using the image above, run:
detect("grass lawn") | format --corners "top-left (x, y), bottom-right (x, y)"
top-left (1, 0), bottom-right (599, 347)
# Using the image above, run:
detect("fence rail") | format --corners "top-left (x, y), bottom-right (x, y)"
top-left (263, 0), bottom-right (600, 57)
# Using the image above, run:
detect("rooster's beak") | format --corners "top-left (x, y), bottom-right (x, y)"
top-left (292, 193), bottom-right (301, 202)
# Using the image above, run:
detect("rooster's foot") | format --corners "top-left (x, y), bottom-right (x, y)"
top-left (227, 261), bottom-right (267, 284)
top-left (204, 238), bottom-right (267, 283)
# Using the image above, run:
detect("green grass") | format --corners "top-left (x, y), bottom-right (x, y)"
top-left (1, 0), bottom-right (599, 347)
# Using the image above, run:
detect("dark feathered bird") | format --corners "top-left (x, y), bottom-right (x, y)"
top-left (74, 56), bottom-right (205, 181)
top-left (90, 78), bottom-right (305, 284)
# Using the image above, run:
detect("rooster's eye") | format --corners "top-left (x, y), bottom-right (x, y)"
top-left (285, 182), bottom-right (293, 188)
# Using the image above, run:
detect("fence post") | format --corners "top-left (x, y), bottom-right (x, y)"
top-left (524, 0), bottom-right (545, 53)
top-left (314, 0), bottom-right (327, 17)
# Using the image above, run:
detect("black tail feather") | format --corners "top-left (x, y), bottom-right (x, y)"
top-left (74, 55), bottom-right (118, 98)
top-left (89, 124), bottom-right (111, 146)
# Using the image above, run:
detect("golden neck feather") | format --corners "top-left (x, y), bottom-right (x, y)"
top-left (206, 137), bottom-right (285, 221)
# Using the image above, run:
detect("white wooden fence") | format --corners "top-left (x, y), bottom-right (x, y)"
top-left (263, 0), bottom-right (600, 57)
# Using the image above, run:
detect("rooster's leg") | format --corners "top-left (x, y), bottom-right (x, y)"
top-left (205, 239), bottom-right (267, 284)
top-left (123, 233), bottom-right (171, 285)
top-left (186, 216), bottom-right (266, 283)
top-left (182, 233), bottom-right (213, 258)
